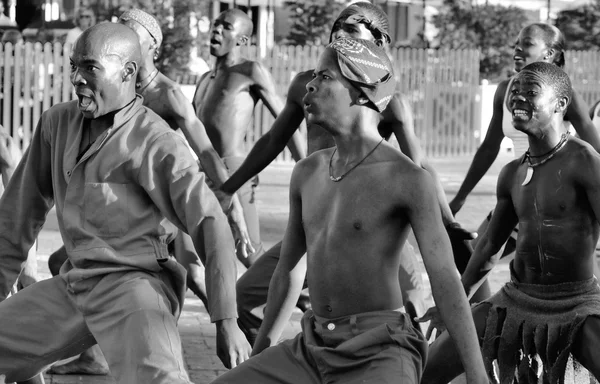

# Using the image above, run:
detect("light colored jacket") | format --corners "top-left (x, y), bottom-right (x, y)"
top-left (0, 96), bottom-right (237, 321)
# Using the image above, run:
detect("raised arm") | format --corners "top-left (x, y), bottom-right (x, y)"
top-left (405, 167), bottom-right (486, 382)
top-left (0, 116), bottom-right (54, 299)
top-left (252, 160), bottom-right (308, 356)
top-left (461, 163), bottom-right (519, 298)
top-left (449, 80), bottom-right (509, 215)
top-left (138, 131), bottom-right (250, 367)
top-left (567, 90), bottom-right (600, 153)
top-left (221, 72), bottom-right (309, 195)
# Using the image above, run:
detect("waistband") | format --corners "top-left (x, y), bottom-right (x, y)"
top-left (509, 261), bottom-right (599, 299)
top-left (312, 307), bottom-right (406, 334)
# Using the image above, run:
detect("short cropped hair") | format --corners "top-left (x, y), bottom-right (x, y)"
top-left (519, 61), bottom-right (572, 104)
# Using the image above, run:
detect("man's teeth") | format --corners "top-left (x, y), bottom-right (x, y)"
top-left (513, 109), bottom-right (528, 117)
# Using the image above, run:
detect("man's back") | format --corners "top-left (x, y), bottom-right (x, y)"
top-left (298, 143), bottom-right (425, 318)
top-left (193, 60), bottom-right (259, 157)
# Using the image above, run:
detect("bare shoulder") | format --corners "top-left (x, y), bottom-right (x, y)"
top-left (373, 143), bottom-right (426, 186)
top-left (290, 148), bottom-right (331, 186)
top-left (565, 136), bottom-right (600, 169)
top-left (497, 157), bottom-right (522, 186)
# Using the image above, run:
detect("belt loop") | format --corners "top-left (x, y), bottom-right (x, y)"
top-left (350, 315), bottom-right (359, 335)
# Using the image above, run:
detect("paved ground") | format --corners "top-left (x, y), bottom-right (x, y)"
top-left (9, 153), bottom-right (518, 383)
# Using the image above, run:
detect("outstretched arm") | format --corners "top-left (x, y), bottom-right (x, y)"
top-left (567, 90), bottom-right (600, 153)
top-left (449, 80), bottom-right (509, 215)
top-left (406, 168), bottom-right (487, 383)
top-left (461, 164), bottom-right (519, 298)
top-left (252, 160), bottom-right (308, 356)
top-left (222, 72), bottom-right (309, 194)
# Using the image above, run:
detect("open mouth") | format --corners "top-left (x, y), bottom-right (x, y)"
top-left (512, 108), bottom-right (530, 121)
top-left (210, 37), bottom-right (221, 45)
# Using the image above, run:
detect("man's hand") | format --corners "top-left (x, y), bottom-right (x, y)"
top-left (446, 222), bottom-right (477, 273)
top-left (416, 306), bottom-right (445, 341)
top-left (215, 318), bottom-right (252, 369)
top-left (227, 196), bottom-right (255, 265)
top-left (0, 132), bottom-right (16, 171)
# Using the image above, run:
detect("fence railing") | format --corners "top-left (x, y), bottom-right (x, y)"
top-left (4, 42), bottom-right (600, 161)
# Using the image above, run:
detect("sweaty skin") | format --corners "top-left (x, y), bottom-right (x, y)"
top-left (421, 67), bottom-right (600, 382)
top-left (192, 10), bottom-right (284, 159)
top-left (252, 46), bottom-right (487, 384)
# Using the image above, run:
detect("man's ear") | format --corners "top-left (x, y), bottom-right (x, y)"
top-left (237, 34), bottom-right (249, 46)
top-left (555, 95), bottom-right (569, 114)
top-left (122, 61), bottom-right (138, 82)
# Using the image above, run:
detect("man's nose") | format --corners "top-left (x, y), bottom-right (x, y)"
top-left (331, 30), bottom-right (346, 41)
top-left (306, 79), bottom-right (316, 93)
top-left (70, 68), bottom-right (86, 85)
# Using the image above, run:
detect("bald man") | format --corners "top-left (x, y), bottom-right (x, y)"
top-left (0, 23), bottom-right (243, 383)
top-left (193, 9), bottom-right (303, 267)
top-left (48, 10), bottom-right (253, 375)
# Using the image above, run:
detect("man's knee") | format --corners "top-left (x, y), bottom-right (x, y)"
top-left (572, 316), bottom-right (600, 376)
top-left (48, 246), bottom-right (68, 277)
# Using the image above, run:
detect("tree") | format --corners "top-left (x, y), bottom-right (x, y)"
top-left (284, 0), bottom-right (345, 45)
top-left (102, 0), bottom-right (202, 80)
top-left (433, 0), bottom-right (530, 81)
top-left (555, 2), bottom-right (600, 50)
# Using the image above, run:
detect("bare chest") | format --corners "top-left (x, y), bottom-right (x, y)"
top-left (194, 72), bottom-right (255, 116)
top-left (513, 162), bottom-right (584, 220)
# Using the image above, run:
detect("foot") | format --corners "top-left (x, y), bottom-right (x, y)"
top-left (47, 357), bottom-right (109, 375)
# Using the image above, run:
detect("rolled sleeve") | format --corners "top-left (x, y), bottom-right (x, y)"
top-left (138, 132), bottom-right (238, 321)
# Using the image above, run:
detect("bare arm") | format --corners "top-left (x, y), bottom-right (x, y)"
top-left (221, 73), bottom-right (308, 194)
top-left (450, 80), bottom-right (508, 215)
top-left (386, 96), bottom-right (467, 231)
top-left (252, 160), bottom-right (308, 355)
top-left (406, 168), bottom-right (486, 382)
top-left (251, 62), bottom-right (306, 162)
top-left (567, 90), bottom-right (600, 153)
top-left (461, 163), bottom-right (519, 298)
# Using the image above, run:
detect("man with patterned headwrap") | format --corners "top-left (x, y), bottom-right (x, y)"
top-left (211, 37), bottom-right (488, 384)
top-left (47, 10), bottom-right (253, 375)
top-left (221, 0), bottom-right (474, 346)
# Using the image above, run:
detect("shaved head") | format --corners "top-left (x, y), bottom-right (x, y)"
top-left (222, 8), bottom-right (253, 36)
top-left (71, 23), bottom-right (141, 118)
top-left (76, 22), bottom-right (142, 67)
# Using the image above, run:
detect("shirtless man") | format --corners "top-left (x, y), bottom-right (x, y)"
top-left (211, 37), bottom-right (487, 384)
top-left (0, 23), bottom-right (245, 382)
top-left (419, 62), bottom-right (600, 383)
top-left (221, 1), bottom-right (473, 343)
top-left (193, 8), bottom-right (302, 267)
top-left (47, 10), bottom-right (253, 375)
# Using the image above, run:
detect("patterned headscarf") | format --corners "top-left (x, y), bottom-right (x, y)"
top-left (330, 2), bottom-right (391, 45)
top-left (327, 37), bottom-right (395, 113)
top-left (119, 9), bottom-right (163, 47)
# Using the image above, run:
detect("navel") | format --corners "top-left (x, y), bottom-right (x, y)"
top-left (353, 222), bottom-right (362, 230)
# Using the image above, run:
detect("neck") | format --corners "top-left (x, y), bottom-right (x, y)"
top-left (331, 116), bottom-right (382, 160)
top-left (138, 61), bottom-right (157, 81)
top-left (214, 50), bottom-right (242, 70)
top-left (526, 122), bottom-right (564, 157)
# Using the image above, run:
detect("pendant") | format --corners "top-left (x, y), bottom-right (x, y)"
top-left (522, 166), bottom-right (534, 186)
top-left (330, 175), bottom-right (343, 182)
